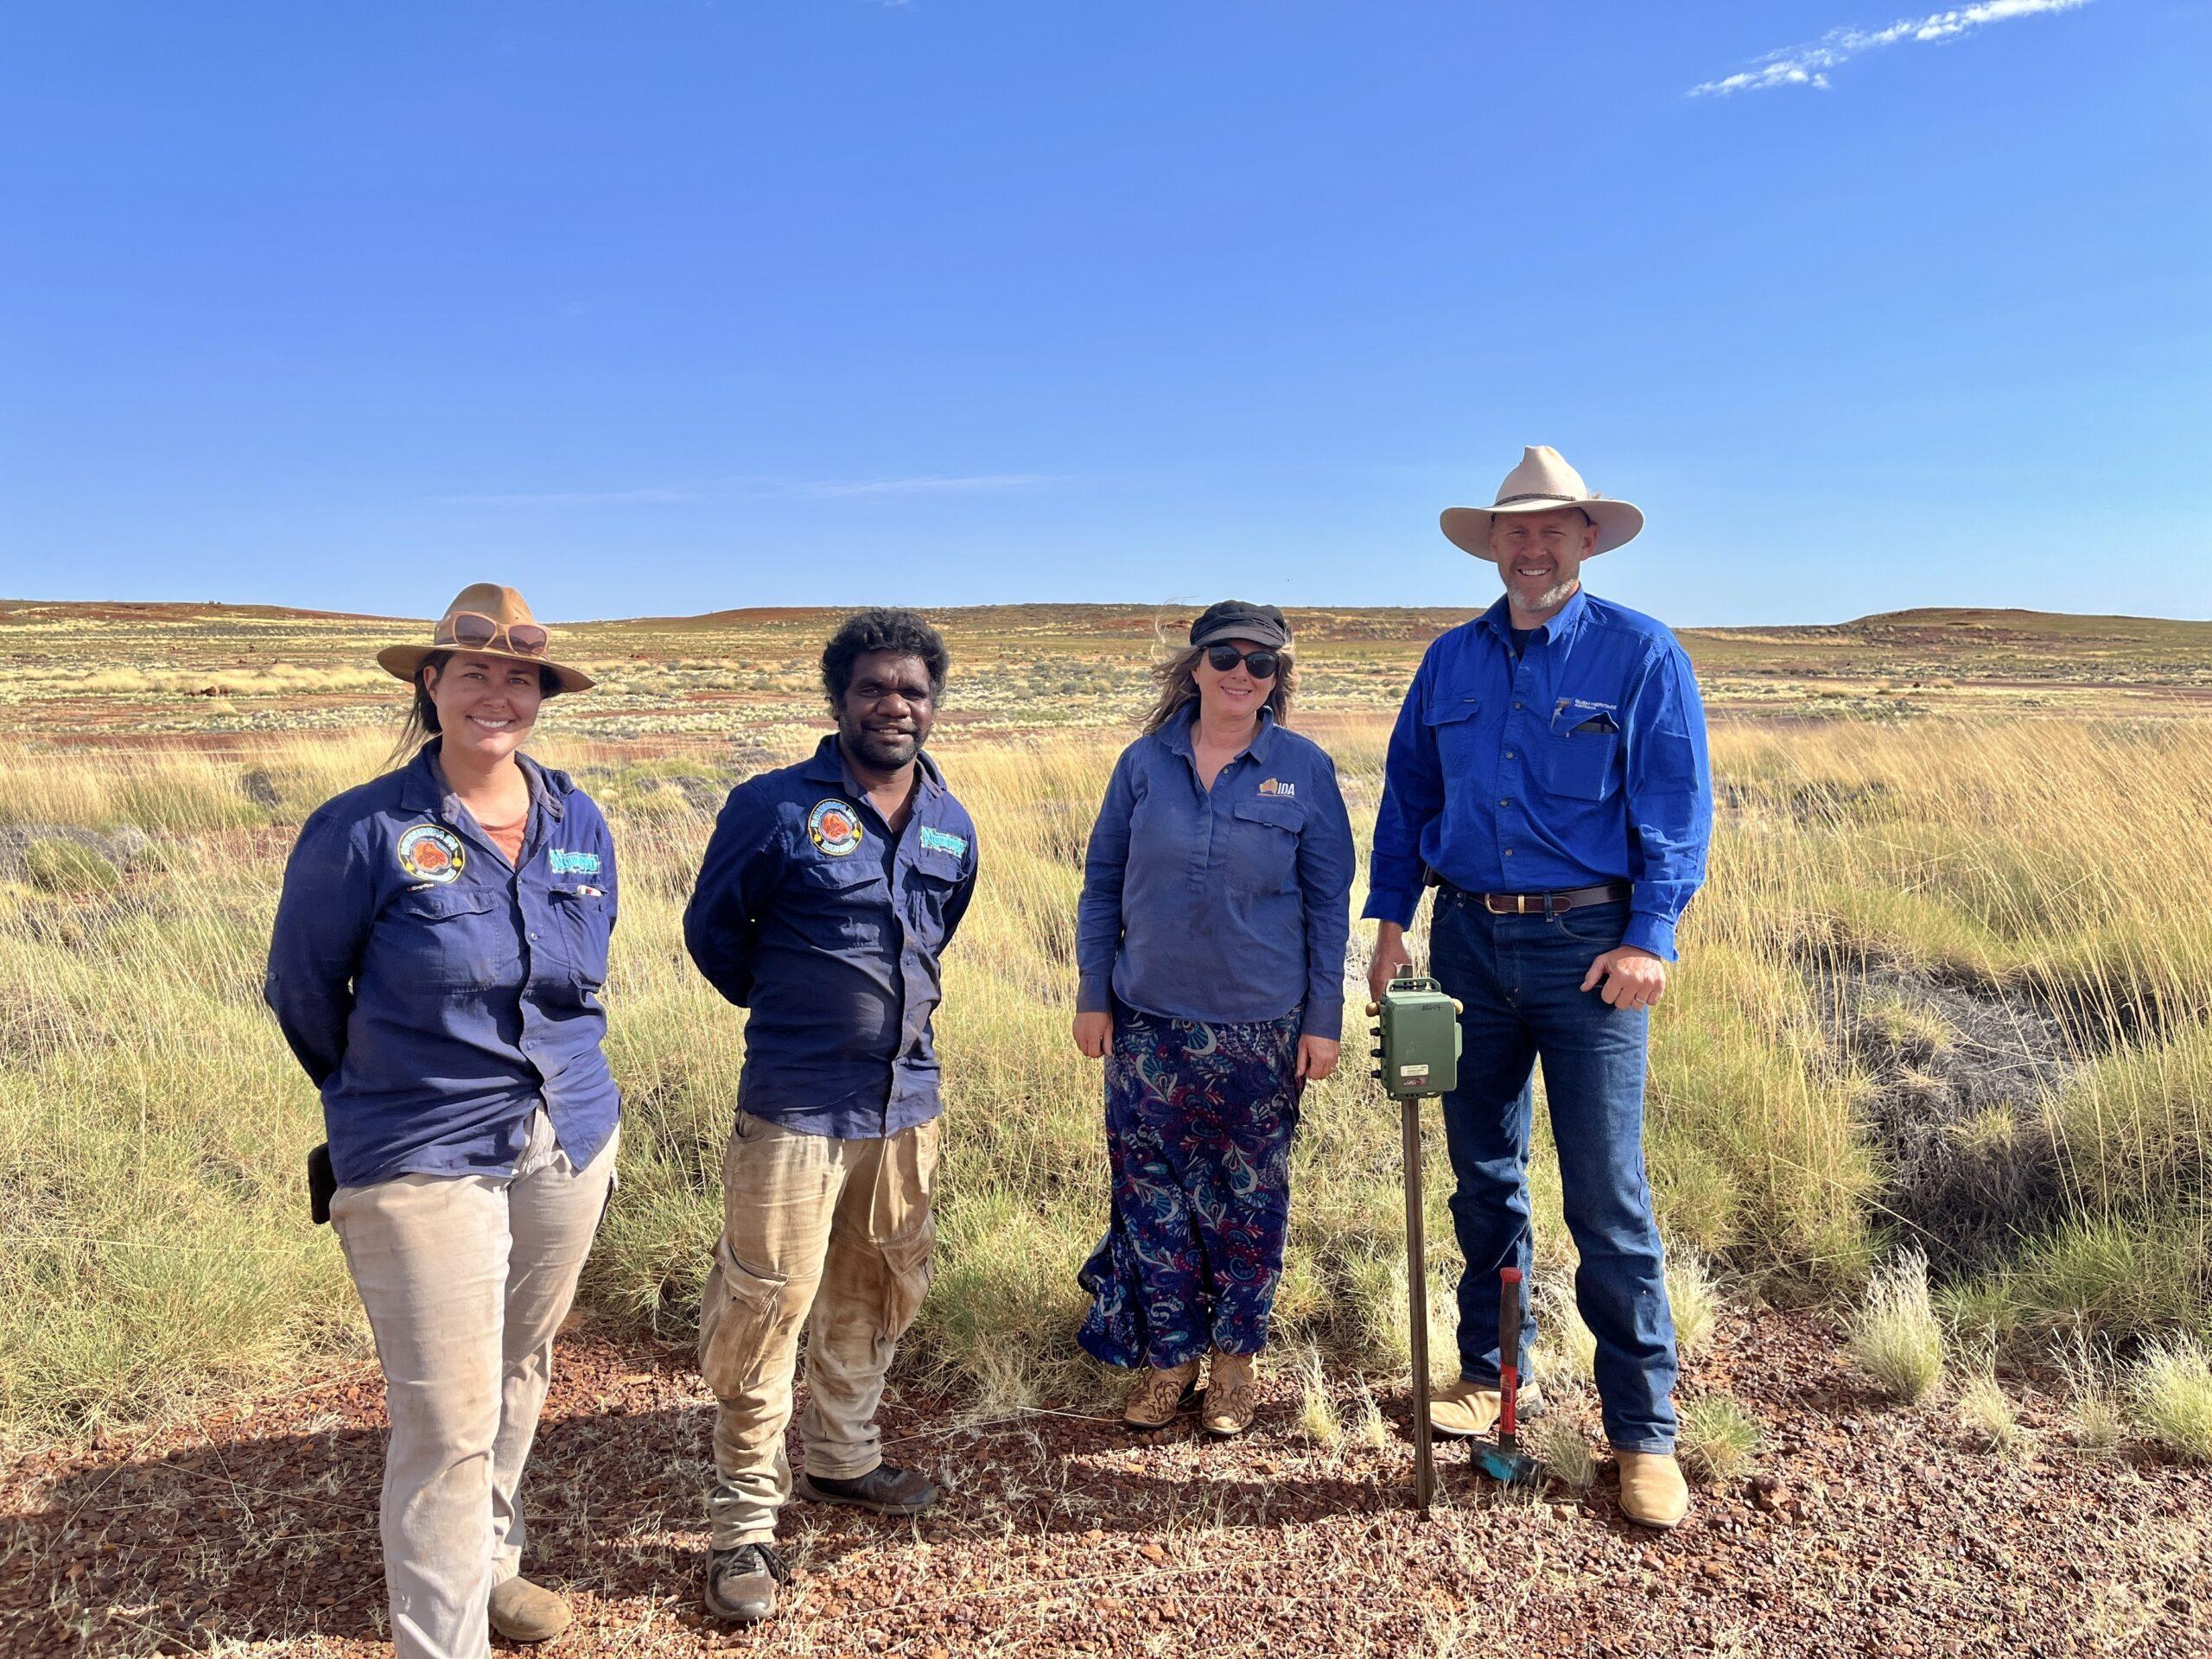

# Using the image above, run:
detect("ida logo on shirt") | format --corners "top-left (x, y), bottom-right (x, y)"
top-left (1257, 778), bottom-right (1296, 799)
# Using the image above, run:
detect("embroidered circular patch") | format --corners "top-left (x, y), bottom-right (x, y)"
top-left (397, 823), bottom-right (467, 884)
top-left (806, 799), bottom-right (863, 857)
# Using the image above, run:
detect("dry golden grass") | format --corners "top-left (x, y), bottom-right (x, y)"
top-left (1, 702), bottom-right (2208, 1437)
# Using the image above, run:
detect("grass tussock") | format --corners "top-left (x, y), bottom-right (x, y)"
top-left (2055, 1329), bottom-right (2127, 1455)
top-left (1849, 1249), bottom-right (1946, 1404)
top-left (1667, 1249), bottom-right (1720, 1358)
top-left (1527, 1410), bottom-right (1598, 1491)
top-left (1955, 1346), bottom-right (2032, 1459)
top-left (1678, 1393), bottom-right (1764, 1483)
top-left (2128, 1336), bottom-right (2212, 1464)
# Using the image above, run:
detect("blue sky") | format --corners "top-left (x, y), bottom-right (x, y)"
top-left (2, 1), bottom-right (2205, 625)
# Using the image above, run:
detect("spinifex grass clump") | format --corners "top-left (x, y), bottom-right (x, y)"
top-left (1850, 1249), bottom-right (1946, 1403)
top-left (2129, 1336), bottom-right (2212, 1464)
top-left (1678, 1393), bottom-right (1764, 1482)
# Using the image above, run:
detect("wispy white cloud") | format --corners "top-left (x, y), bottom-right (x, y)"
top-left (760, 474), bottom-right (1054, 500)
top-left (438, 474), bottom-right (1055, 508)
top-left (1689, 0), bottom-right (2091, 96)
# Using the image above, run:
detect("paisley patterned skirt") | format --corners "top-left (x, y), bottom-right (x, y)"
top-left (1076, 1003), bottom-right (1302, 1369)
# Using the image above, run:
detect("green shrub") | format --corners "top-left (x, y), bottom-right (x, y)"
top-left (1678, 1393), bottom-right (1764, 1482)
top-left (22, 838), bottom-right (118, 894)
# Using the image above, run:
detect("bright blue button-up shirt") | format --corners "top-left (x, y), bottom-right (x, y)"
top-left (684, 736), bottom-right (980, 1139)
top-left (1077, 708), bottom-right (1356, 1040)
top-left (264, 741), bottom-right (621, 1187)
top-left (1366, 589), bottom-right (1712, 960)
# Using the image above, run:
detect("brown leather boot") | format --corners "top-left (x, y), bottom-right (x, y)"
top-left (1122, 1358), bottom-right (1201, 1429)
top-left (1202, 1351), bottom-right (1258, 1437)
top-left (487, 1574), bottom-right (571, 1643)
top-left (1429, 1377), bottom-right (1546, 1439)
top-left (1617, 1451), bottom-right (1690, 1529)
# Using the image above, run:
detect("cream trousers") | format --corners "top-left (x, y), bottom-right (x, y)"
top-left (331, 1112), bottom-right (616, 1659)
top-left (699, 1109), bottom-right (938, 1548)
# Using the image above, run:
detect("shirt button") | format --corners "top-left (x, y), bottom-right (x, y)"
top-left (1504, 750), bottom-right (1516, 760)
top-left (1514, 702), bottom-right (1523, 709)
top-left (1499, 798), bottom-right (1510, 807)
top-left (529, 932), bottom-right (539, 941)
top-left (1503, 849), bottom-right (1515, 857)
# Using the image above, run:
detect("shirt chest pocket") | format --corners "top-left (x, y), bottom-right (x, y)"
top-left (1227, 798), bottom-right (1304, 894)
top-left (549, 883), bottom-right (613, 988)
top-left (1540, 709), bottom-right (1621, 802)
top-left (1424, 697), bottom-right (1484, 767)
top-left (380, 887), bottom-right (511, 989)
top-left (903, 849), bottom-right (964, 941)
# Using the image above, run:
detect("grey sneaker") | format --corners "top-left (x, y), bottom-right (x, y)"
top-left (702, 1542), bottom-right (791, 1624)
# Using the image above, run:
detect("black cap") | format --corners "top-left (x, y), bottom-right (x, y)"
top-left (1189, 601), bottom-right (1291, 651)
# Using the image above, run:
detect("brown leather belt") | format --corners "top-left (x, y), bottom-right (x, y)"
top-left (1456, 880), bottom-right (1632, 916)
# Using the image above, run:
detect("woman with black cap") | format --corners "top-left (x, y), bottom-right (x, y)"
top-left (265, 583), bottom-right (620, 1659)
top-left (1071, 601), bottom-right (1355, 1434)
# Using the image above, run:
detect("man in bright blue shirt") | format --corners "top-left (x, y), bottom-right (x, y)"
top-left (1366, 447), bottom-right (1712, 1530)
top-left (683, 609), bottom-right (979, 1626)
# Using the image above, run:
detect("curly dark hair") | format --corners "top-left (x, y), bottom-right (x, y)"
top-left (820, 608), bottom-right (950, 709)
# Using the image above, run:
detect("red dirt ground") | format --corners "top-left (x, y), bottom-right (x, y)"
top-left (4, 1305), bottom-right (2207, 1658)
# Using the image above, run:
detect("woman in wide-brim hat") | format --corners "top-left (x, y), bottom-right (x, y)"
top-left (1069, 601), bottom-right (1356, 1437)
top-left (267, 583), bottom-right (619, 1659)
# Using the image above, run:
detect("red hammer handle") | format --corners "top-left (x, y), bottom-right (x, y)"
top-left (1498, 1266), bottom-right (1523, 1442)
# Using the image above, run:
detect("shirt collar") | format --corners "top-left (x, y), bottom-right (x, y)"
top-left (401, 739), bottom-right (564, 823)
top-left (804, 733), bottom-right (946, 798)
top-left (1164, 702), bottom-right (1278, 762)
top-left (1478, 584), bottom-right (1592, 650)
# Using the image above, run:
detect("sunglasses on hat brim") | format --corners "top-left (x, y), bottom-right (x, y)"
top-left (436, 612), bottom-right (550, 657)
top-left (1204, 645), bottom-right (1280, 679)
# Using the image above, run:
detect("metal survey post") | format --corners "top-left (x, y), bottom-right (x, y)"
top-left (1369, 970), bottom-right (1464, 1514)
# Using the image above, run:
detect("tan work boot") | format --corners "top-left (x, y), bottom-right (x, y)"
top-left (1428, 1377), bottom-right (1545, 1439)
top-left (1202, 1351), bottom-right (1258, 1437)
top-left (1616, 1451), bottom-right (1690, 1529)
top-left (1122, 1358), bottom-right (1201, 1429)
top-left (488, 1574), bottom-right (572, 1643)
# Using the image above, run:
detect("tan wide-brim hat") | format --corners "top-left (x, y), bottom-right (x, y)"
top-left (377, 582), bottom-right (594, 695)
top-left (1440, 445), bottom-right (1644, 558)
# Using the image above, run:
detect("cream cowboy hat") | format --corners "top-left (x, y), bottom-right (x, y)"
top-left (1440, 445), bottom-right (1644, 558)
top-left (377, 582), bottom-right (594, 695)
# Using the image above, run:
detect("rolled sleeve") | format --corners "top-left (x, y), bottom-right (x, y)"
top-left (1297, 759), bottom-right (1356, 1040)
top-left (1621, 645), bottom-right (1712, 963)
top-left (1074, 750), bottom-right (1137, 1014)
top-left (1365, 652), bottom-right (1442, 927)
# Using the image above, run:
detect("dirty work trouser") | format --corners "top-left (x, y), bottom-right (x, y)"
top-left (700, 1108), bottom-right (938, 1548)
top-left (330, 1112), bottom-right (617, 1659)
top-left (1428, 892), bottom-right (1680, 1455)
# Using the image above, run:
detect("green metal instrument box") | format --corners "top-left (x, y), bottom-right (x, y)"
top-left (1370, 974), bottom-right (1463, 1098)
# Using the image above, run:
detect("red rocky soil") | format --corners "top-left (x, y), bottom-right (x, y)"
top-left (3, 1306), bottom-right (2207, 1658)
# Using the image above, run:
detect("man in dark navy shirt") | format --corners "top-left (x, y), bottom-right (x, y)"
top-left (1368, 447), bottom-right (1713, 1531)
top-left (683, 610), bottom-right (979, 1625)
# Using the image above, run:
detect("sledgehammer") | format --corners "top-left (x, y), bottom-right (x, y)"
top-left (1478, 1266), bottom-right (1542, 1487)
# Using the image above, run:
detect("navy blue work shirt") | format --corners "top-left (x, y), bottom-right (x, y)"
top-left (1367, 589), bottom-right (1713, 960)
top-left (264, 741), bottom-right (621, 1187)
top-left (1077, 708), bottom-right (1356, 1041)
top-left (683, 736), bottom-right (980, 1139)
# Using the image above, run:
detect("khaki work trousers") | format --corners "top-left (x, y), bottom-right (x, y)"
top-left (331, 1112), bottom-right (616, 1659)
top-left (700, 1108), bottom-right (938, 1548)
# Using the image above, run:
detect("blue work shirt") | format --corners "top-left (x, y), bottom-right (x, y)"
top-left (1367, 589), bottom-right (1712, 960)
top-left (264, 741), bottom-right (621, 1187)
top-left (1077, 708), bottom-right (1356, 1041)
top-left (684, 736), bottom-right (980, 1139)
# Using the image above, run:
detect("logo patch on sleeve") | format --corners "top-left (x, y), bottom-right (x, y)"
top-left (549, 848), bottom-right (602, 877)
top-left (918, 824), bottom-right (969, 858)
top-left (807, 799), bottom-right (864, 856)
top-left (397, 824), bottom-right (466, 885)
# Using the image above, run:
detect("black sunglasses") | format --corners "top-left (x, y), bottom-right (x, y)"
top-left (1204, 645), bottom-right (1280, 679)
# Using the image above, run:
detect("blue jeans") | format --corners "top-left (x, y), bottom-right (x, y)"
top-left (1428, 893), bottom-right (1678, 1454)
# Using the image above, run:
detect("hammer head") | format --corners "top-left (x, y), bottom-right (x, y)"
top-left (1478, 1440), bottom-right (1543, 1486)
